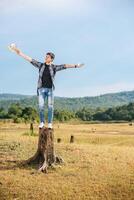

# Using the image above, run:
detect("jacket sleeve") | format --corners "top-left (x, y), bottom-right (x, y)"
top-left (30, 58), bottom-right (42, 69)
top-left (54, 64), bottom-right (67, 72)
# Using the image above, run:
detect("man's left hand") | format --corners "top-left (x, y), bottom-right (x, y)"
top-left (76, 63), bottom-right (85, 68)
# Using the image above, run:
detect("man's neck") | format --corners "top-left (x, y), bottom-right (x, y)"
top-left (45, 62), bottom-right (52, 65)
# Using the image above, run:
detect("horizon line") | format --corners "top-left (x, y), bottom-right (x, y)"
top-left (0, 89), bottom-right (134, 99)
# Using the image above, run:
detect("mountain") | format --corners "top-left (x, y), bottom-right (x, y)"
top-left (0, 90), bottom-right (134, 111)
top-left (0, 93), bottom-right (32, 100)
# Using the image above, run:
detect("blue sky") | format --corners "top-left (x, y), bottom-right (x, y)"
top-left (0, 0), bottom-right (134, 97)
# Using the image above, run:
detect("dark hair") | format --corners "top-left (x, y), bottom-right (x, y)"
top-left (46, 52), bottom-right (55, 60)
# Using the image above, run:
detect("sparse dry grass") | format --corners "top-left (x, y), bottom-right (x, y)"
top-left (0, 122), bottom-right (134, 200)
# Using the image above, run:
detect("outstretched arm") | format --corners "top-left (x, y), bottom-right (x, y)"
top-left (8, 44), bottom-right (42, 69)
top-left (17, 50), bottom-right (32, 62)
top-left (55, 63), bottom-right (84, 72)
top-left (8, 44), bottom-right (32, 62)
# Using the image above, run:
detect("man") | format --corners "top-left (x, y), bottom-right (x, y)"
top-left (8, 44), bottom-right (84, 129)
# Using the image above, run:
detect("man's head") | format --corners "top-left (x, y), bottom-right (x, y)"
top-left (45, 52), bottom-right (55, 64)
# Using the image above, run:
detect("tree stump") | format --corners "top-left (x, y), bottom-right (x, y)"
top-left (22, 127), bottom-right (64, 173)
top-left (129, 123), bottom-right (133, 126)
top-left (30, 123), bottom-right (34, 135)
top-left (57, 138), bottom-right (61, 143)
top-left (70, 135), bottom-right (74, 143)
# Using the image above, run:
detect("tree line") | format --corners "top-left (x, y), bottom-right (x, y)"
top-left (0, 102), bottom-right (134, 123)
top-left (1, 90), bottom-right (134, 112)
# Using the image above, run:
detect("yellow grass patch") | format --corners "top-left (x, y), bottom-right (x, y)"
top-left (0, 122), bottom-right (134, 199)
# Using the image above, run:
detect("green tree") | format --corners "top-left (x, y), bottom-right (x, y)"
top-left (8, 103), bottom-right (22, 118)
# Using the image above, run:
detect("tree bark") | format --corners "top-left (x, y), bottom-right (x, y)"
top-left (22, 127), bottom-right (64, 173)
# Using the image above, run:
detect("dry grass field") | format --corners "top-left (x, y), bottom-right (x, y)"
top-left (0, 121), bottom-right (134, 200)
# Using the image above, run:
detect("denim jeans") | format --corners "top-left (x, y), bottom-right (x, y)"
top-left (38, 87), bottom-right (54, 124)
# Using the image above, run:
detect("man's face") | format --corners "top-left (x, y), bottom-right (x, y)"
top-left (45, 54), bottom-right (53, 64)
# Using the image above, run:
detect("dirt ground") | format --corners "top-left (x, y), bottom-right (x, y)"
top-left (0, 122), bottom-right (134, 200)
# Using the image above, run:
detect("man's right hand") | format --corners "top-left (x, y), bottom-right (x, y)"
top-left (8, 43), bottom-right (20, 54)
top-left (8, 43), bottom-right (32, 62)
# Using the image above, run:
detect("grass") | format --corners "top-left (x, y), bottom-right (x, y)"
top-left (0, 122), bottom-right (134, 200)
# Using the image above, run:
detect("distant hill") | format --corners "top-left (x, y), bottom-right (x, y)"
top-left (0, 93), bottom-right (32, 100)
top-left (0, 90), bottom-right (134, 111)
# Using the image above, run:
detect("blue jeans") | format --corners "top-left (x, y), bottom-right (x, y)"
top-left (38, 87), bottom-right (54, 123)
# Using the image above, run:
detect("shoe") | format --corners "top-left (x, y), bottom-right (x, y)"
top-left (48, 123), bottom-right (53, 129)
top-left (39, 122), bottom-right (44, 128)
